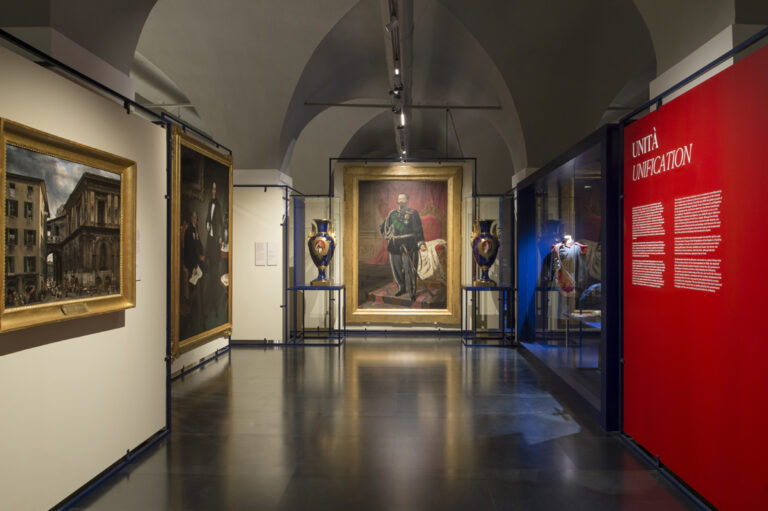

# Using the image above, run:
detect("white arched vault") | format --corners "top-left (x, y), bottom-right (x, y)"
top-left (282, 0), bottom-right (527, 192)
top-left (132, 0), bottom-right (657, 185)
top-left (289, 106), bottom-right (385, 194)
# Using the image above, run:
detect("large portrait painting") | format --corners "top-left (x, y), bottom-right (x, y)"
top-left (171, 127), bottom-right (233, 358)
top-left (0, 119), bottom-right (136, 332)
top-left (344, 166), bottom-right (462, 325)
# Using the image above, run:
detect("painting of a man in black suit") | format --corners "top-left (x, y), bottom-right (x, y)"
top-left (178, 144), bottom-right (231, 341)
top-left (204, 180), bottom-right (224, 309)
top-left (182, 210), bottom-right (204, 332)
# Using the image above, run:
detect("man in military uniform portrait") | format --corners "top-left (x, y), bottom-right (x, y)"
top-left (380, 192), bottom-right (426, 301)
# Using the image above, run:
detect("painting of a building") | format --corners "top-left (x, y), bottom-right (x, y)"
top-left (5, 142), bottom-right (124, 308)
top-left (4, 172), bottom-right (49, 305)
top-left (47, 172), bottom-right (121, 295)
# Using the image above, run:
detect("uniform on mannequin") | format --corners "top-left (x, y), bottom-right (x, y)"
top-left (551, 234), bottom-right (588, 296)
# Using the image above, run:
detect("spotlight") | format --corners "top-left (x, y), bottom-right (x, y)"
top-left (400, 112), bottom-right (405, 126)
top-left (394, 67), bottom-right (400, 76)
top-left (392, 106), bottom-right (401, 114)
top-left (385, 17), bottom-right (399, 33)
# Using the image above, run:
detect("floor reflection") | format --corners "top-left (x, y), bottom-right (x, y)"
top-left (73, 340), bottom-right (694, 510)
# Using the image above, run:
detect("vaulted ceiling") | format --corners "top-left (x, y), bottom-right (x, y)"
top-left (133, 0), bottom-right (655, 193)
top-left (3, 1), bottom-right (767, 193)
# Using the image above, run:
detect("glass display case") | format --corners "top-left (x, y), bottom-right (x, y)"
top-left (516, 126), bottom-right (619, 420)
top-left (289, 196), bottom-right (343, 341)
top-left (533, 150), bottom-right (602, 349)
top-left (461, 195), bottom-right (514, 345)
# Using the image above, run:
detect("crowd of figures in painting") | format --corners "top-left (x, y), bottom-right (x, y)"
top-left (4, 145), bottom-right (120, 307)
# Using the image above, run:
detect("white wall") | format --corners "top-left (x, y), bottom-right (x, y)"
top-left (171, 336), bottom-right (229, 375)
top-left (234, 168), bottom-right (293, 187)
top-left (231, 187), bottom-right (285, 342)
top-left (0, 45), bottom-right (166, 510)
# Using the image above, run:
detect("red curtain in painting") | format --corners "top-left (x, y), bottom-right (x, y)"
top-left (363, 180), bottom-right (447, 265)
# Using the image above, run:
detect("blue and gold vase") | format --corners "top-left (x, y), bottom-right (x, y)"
top-left (471, 219), bottom-right (499, 286)
top-left (308, 219), bottom-right (336, 285)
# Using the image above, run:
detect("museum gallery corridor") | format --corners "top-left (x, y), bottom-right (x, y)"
top-left (73, 341), bottom-right (693, 510)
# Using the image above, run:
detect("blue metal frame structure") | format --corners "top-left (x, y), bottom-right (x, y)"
top-left (460, 285), bottom-right (514, 346)
top-left (231, 184), bottom-right (304, 345)
top-left (288, 285), bottom-right (346, 346)
top-left (469, 194), bottom-right (513, 289)
top-left (170, 345), bottom-right (232, 381)
top-left (462, 186), bottom-right (515, 347)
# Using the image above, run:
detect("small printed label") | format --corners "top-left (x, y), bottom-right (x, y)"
top-left (61, 303), bottom-right (88, 316)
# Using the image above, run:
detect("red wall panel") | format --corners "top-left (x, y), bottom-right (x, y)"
top-left (623, 45), bottom-right (768, 509)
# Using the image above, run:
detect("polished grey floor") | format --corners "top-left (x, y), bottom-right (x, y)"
top-left (73, 340), bottom-right (694, 510)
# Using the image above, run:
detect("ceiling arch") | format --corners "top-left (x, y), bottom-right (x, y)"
top-left (435, 0), bottom-right (656, 167)
top-left (283, 0), bottom-right (655, 184)
top-left (336, 107), bottom-right (514, 194)
top-left (289, 106), bottom-right (385, 194)
top-left (43, 0), bottom-right (658, 183)
top-left (12, 1), bottom-right (767, 193)
top-left (408, 0), bottom-right (526, 170)
top-left (633, 0), bottom-right (768, 77)
top-left (136, 0), bottom-right (359, 169)
top-left (283, 0), bottom-right (527, 190)
top-left (279, 0), bottom-right (390, 164)
top-left (0, 0), bottom-right (156, 74)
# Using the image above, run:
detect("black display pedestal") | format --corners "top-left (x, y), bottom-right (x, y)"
top-left (461, 285), bottom-right (514, 347)
top-left (288, 285), bottom-right (346, 346)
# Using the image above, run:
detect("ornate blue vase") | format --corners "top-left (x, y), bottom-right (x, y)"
top-left (471, 219), bottom-right (499, 286)
top-left (307, 219), bottom-right (336, 285)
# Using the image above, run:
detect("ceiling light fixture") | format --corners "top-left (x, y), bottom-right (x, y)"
top-left (400, 112), bottom-right (405, 126)
top-left (394, 67), bottom-right (400, 76)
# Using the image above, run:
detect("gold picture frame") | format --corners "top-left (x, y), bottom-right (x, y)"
top-left (0, 119), bottom-right (136, 332)
top-left (170, 127), bottom-right (233, 358)
top-left (344, 165), bottom-right (462, 325)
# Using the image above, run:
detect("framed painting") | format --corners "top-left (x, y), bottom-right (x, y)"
top-left (170, 127), bottom-right (233, 358)
top-left (344, 165), bottom-right (462, 325)
top-left (0, 119), bottom-right (136, 332)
